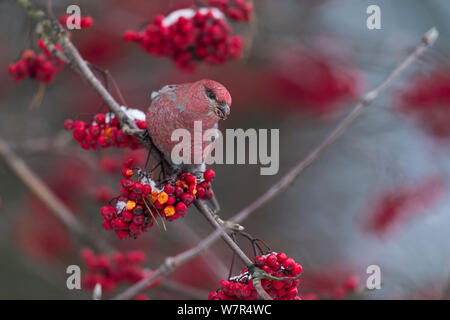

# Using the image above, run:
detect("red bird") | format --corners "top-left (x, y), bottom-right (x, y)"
top-left (146, 79), bottom-right (231, 173)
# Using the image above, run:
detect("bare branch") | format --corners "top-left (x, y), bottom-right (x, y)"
top-left (0, 138), bottom-right (113, 253)
top-left (194, 200), bottom-right (253, 266)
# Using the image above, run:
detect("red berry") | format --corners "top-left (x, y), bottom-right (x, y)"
top-left (73, 128), bottom-right (86, 142)
top-left (133, 182), bottom-right (144, 194)
top-left (102, 220), bottom-right (113, 230)
top-left (94, 113), bottom-right (106, 125)
top-left (115, 229), bottom-right (130, 239)
top-left (164, 184), bottom-right (175, 194)
top-left (74, 121), bottom-right (87, 131)
top-left (120, 179), bottom-right (134, 189)
top-left (282, 258), bottom-right (296, 271)
top-left (254, 255), bottom-right (266, 267)
top-left (175, 186), bottom-right (184, 197)
top-left (89, 125), bottom-right (101, 137)
top-left (203, 169), bottom-right (215, 182)
top-left (122, 168), bottom-right (134, 178)
top-left (132, 215), bottom-right (144, 225)
top-left (135, 120), bottom-right (146, 129)
top-left (272, 280), bottom-right (284, 290)
top-left (167, 195), bottom-right (175, 206)
top-left (133, 205), bottom-right (144, 215)
top-left (101, 206), bottom-right (116, 220)
top-left (81, 16), bottom-right (93, 28)
top-left (143, 184), bottom-right (152, 195)
top-left (266, 254), bottom-right (277, 266)
top-left (276, 252), bottom-right (287, 262)
top-left (291, 263), bottom-right (303, 276)
top-left (185, 174), bottom-right (196, 185)
top-left (122, 211), bottom-right (133, 222)
top-left (63, 119), bottom-right (74, 130)
top-left (181, 193), bottom-right (194, 205)
top-left (175, 202), bottom-right (187, 213)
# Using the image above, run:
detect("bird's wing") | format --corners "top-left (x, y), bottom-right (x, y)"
top-left (150, 85), bottom-right (180, 105)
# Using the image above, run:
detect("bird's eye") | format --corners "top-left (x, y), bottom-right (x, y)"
top-left (208, 91), bottom-right (216, 100)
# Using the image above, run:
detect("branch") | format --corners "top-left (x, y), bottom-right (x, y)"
top-left (113, 27), bottom-right (438, 300)
top-left (0, 138), bottom-right (113, 253)
top-left (160, 278), bottom-right (210, 299)
top-left (113, 220), bottom-right (244, 300)
top-left (194, 200), bottom-right (253, 266)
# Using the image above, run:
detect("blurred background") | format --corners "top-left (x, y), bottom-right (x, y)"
top-left (1, 0), bottom-right (450, 299)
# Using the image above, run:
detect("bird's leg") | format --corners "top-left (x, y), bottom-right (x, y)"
top-left (208, 193), bottom-right (221, 214)
top-left (121, 124), bottom-right (144, 136)
top-left (143, 141), bottom-right (153, 171)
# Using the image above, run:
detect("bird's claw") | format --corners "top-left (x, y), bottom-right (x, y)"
top-left (121, 124), bottom-right (144, 136)
top-left (210, 210), bottom-right (244, 232)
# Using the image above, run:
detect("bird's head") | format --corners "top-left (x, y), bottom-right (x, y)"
top-left (190, 79), bottom-right (231, 120)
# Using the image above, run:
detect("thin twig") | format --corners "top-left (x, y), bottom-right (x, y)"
top-left (113, 27), bottom-right (438, 300)
top-left (161, 278), bottom-right (210, 299)
top-left (194, 200), bottom-right (253, 266)
top-left (0, 138), bottom-right (113, 253)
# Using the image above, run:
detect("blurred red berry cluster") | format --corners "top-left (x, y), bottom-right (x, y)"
top-left (81, 248), bottom-right (158, 298)
top-left (63, 110), bottom-right (146, 150)
top-left (7, 42), bottom-right (65, 83)
top-left (14, 160), bottom-right (91, 262)
top-left (101, 158), bottom-right (216, 239)
top-left (209, 252), bottom-right (302, 300)
top-left (267, 47), bottom-right (363, 117)
top-left (124, 8), bottom-right (243, 70)
top-left (300, 271), bottom-right (360, 300)
top-left (398, 69), bottom-right (450, 138)
top-left (363, 176), bottom-right (444, 236)
top-left (59, 14), bottom-right (94, 29)
top-left (207, 0), bottom-right (253, 22)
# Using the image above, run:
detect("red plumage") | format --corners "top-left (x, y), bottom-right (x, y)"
top-left (146, 79), bottom-right (231, 170)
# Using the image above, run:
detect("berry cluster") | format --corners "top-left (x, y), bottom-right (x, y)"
top-left (397, 69), bottom-right (450, 138)
top-left (101, 158), bottom-right (216, 239)
top-left (124, 8), bottom-right (242, 70)
top-left (207, 0), bottom-right (253, 22)
top-left (81, 248), bottom-right (157, 297)
top-left (7, 45), bottom-right (65, 83)
top-left (63, 108), bottom-right (145, 150)
top-left (300, 270), bottom-right (360, 300)
top-left (363, 176), bottom-right (443, 236)
top-left (59, 14), bottom-right (94, 29)
top-left (268, 47), bottom-right (363, 117)
top-left (209, 252), bottom-right (302, 300)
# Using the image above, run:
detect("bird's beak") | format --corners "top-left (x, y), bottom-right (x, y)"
top-left (214, 103), bottom-right (230, 120)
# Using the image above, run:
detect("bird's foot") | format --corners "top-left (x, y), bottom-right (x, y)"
top-left (210, 209), bottom-right (244, 232)
top-left (122, 123), bottom-right (144, 136)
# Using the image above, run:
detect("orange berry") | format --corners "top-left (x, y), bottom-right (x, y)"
top-left (150, 190), bottom-right (158, 203)
top-left (164, 205), bottom-right (175, 217)
top-left (104, 127), bottom-right (112, 138)
top-left (157, 191), bottom-right (169, 204)
top-left (126, 200), bottom-right (136, 211)
top-left (188, 184), bottom-right (197, 195)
